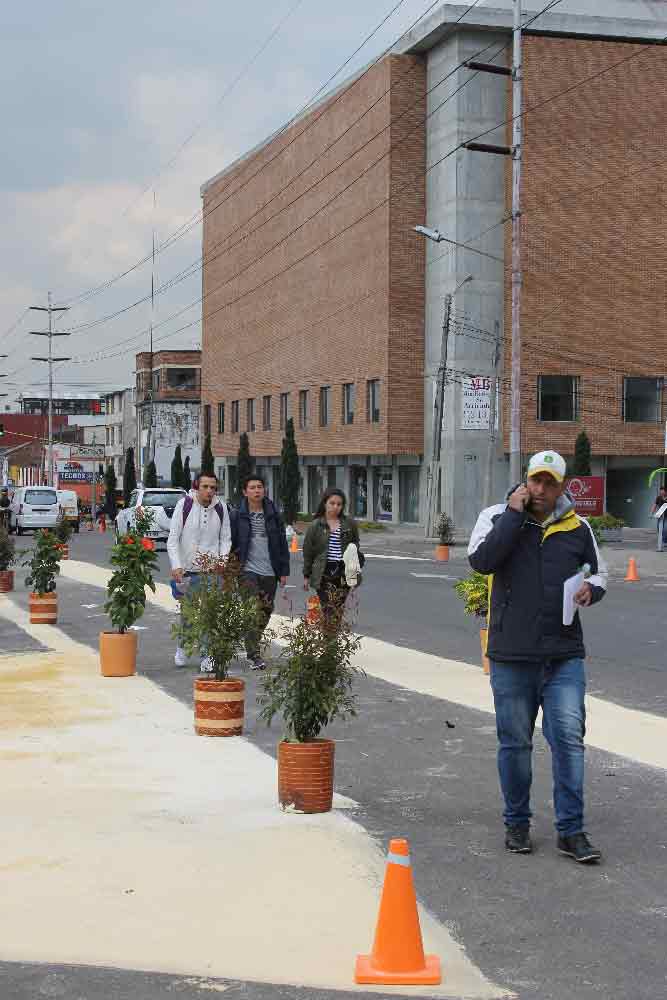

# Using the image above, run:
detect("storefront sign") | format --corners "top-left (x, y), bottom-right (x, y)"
top-left (56, 460), bottom-right (93, 483)
top-left (565, 476), bottom-right (604, 517)
top-left (461, 376), bottom-right (499, 430)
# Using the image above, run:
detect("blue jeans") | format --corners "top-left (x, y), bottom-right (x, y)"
top-left (489, 657), bottom-right (586, 836)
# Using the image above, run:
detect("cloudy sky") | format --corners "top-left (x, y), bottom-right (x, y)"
top-left (0, 0), bottom-right (446, 407)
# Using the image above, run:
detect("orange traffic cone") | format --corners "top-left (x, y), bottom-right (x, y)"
top-left (355, 838), bottom-right (441, 986)
top-left (289, 533), bottom-right (299, 554)
top-left (624, 557), bottom-right (639, 582)
top-left (306, 595), bottom-right (321, 623)
top-left (98, 515), bottom-right (106, 533)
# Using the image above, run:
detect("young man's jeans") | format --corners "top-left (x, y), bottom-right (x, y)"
top-left (240, 572), bottom-right (277, 659)
top-left (489, 657), bottom-right (586, 836)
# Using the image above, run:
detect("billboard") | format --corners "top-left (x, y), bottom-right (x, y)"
top-left (56, 460), bottom-right (93, 483)
top-left (565, 476), bottom-right (605, 517)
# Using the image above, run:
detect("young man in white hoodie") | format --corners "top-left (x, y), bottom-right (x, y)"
top-left (167, 472), bottom-right (232, 671)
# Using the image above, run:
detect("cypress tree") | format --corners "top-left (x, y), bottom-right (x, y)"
top-left (279, 417), bottom-right (300, 525)
top-left (123, 448), bottom-right (137, 503)
top-left (572, 431), bottom-right (592, 476)
top-left (183, 455), bottom-right (192, 492)
top-left (171, 444), bottom-right (184, 487)
top-left (201, 433), bottom-right (215, 477)
top-left (143, 459), bottom-right (158, 488)
top-left (237, 432), bottom-right (254, 500)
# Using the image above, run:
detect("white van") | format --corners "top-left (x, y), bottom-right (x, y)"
top-left (56, 489), bottom-right (80, 533)
top-left (10, 486), bottom-right (61, 535)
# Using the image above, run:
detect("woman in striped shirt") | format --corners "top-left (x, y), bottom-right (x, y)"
top-left (303, 488), bottom-right (364, 627)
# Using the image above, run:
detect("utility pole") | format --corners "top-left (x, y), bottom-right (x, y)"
top-left (29, 292), bottom-right (70, 487)
top-left (483, 321), bottom-right (502, 509)
top-left (509, 0), bottom-right (523, 485)
top-left (426, 293), bottom-right (452, 539)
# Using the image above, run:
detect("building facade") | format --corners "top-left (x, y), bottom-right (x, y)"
top-left (102, 388), bottom-right (136, 480)
top-left (201, 1), bottom-right (667, 528)
top-left (135, 350), bottom-right (201, 485)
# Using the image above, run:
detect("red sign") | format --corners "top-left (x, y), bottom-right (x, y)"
top-left (565, 476), bottom-right (604, 517)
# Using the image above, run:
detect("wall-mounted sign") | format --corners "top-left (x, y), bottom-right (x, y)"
top-left (565, 476), bottom-right (605, 517)
top-left (461, 376), bottom-right (499, 430)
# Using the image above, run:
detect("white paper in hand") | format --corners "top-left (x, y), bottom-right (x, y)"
top-left (563, 572), bottom-right (584, 626)
top-left (654, 502), bottom-right (667, 520)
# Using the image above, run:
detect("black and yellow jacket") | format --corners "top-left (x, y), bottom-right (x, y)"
top-left (468, 492), bottom-right (607, 663)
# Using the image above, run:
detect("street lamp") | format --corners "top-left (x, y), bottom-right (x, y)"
top-left (415, 224), bottom-right (473, 536)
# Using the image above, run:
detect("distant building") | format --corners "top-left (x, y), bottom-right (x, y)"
top-left (19, 393), bottom-right (103, 417)
top-left (102, 388), bottom-right (136, 480)
top-left (135, 350), bottom-right (201, 484)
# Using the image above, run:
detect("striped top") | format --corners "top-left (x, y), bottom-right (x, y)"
top-left (327, 526), bottom-right (343, 561)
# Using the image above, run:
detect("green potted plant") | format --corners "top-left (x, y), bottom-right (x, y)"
top-left (0, 524), bottom-right (16, 593)
top-left (54, 511), bottom-right (74, 559)
top-left (23, 529), bottom-right (61, 623)
top-left (172, 554), bottom-right (263, 737)
top-left (101, 528), bottom-right (158, 676)
top-left (454, 570), bottom-right (490, 674)
top-left (258, 612), bottom-right (362, 813)
top-left (587, 513), bottom-right (625, 544)
top-left (435, 512), bottom-right (455, 561)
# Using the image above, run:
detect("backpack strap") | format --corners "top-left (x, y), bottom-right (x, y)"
top-left (214, 501), bottom-right (225, 525)
top-left (182, 495), bottom-right (194, 525)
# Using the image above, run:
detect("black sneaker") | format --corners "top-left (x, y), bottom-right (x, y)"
top-left (249, 657), bottom-right (266, 671)
top-left (557, 832), bottom-right (601, 863)
top-left (505, 825), bottom-right (532, 854)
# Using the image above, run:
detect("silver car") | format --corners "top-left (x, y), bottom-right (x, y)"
top-left (115, 487), bottom-right (186, 545)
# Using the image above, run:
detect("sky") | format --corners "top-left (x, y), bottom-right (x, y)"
top-left (1, 0), bottom-right (664, 410)
top-left (0, 0), bottom-right (441, 408)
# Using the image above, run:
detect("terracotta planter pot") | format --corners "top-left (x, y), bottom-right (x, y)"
top-left (58, 544), bottom-right (69, 561)
top-left (435, 544), bottom-right (449, 562)
top-left (100, 631), bottom-right (137, 677)
top-left (306, 595), bottom-right (321, 623)
top-left (194, 676), bottom-right (244, 737)
top-left (0, 570), bottom-right (14, 593)
top-left (29, 591), bottom-right (57, 624)
top-left (278, 738), bottom-right (335, 814)
top-left (480, 626), bottom-right (490, 676)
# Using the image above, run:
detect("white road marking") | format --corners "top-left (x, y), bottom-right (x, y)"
top-left (364, 553), bottom-right (433, 562)
top-left (411, 573), bottom-right (459, 581)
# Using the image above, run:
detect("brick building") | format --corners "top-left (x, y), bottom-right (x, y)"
top-left (135, 350), bottom-right (201, 484)
top-left (201, 1), bottom-right (667, 528)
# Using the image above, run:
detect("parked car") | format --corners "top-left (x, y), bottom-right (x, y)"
top-left (56, 489), bottom-right (80, 533)
top-left (114, 487), bottom-right (186, 545)
top-left (10, 486), bottom-right (62, 535)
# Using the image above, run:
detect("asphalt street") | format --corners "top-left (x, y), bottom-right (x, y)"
top-left (2, 529), bottom-right (667, 1000)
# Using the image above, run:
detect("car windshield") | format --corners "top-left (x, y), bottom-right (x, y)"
top-left (142, 491), bottom-right (185, 507)
top-left (25, 490), bottom-right (58, 505)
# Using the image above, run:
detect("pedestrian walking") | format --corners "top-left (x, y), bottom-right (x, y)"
top-left (0, 488), bottom-right (10, 532)
top-left (651, 484), bottom-right (667, 545)
top-left (468, 451), bottom-right (607, 863)
top-left (230, 475), bottom-right (290, 670)
top-left (167, 472), bottom-right (232, 672)
top-left (302, 488), bottom-right (364, 628)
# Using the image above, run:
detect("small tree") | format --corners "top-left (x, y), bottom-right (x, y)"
top-left (236, 432), bottom-right (253, 500)
top-left (171, 444), bottom-right (184, 487)
top-left (436, 512), bottom-right (455, 545)
top-left (0, 525), bottom-right (16, 572)
top-left (453, 571), bottom-right (489, 621)
top-left (279, 417), bottom-right (300, 524)
top-left (23, 529), bottom-right (61, 595)
top-left (143, 459), bottom-right (158, 488)
top-left (572, 431), bottom-right (592, 476)
top-left (183, 455), bottom-right (192, 492)
top-left (123, 447), bottom-right (137, 502)
top-left (201, 433), bottom-right (214, 477)
top-left (54, 511), bottom-right (74, 545)
top-left (104, 464), bottom-right (118, 517)
top-left (105, 532), bottom-right (159, 633)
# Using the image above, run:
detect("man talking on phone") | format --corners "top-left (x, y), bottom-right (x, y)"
top-left (468, 451), bottom-right (607, 863)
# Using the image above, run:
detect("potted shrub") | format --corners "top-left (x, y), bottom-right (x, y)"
top-left (587, 513), bottom-right (625, 544)
top-left (454, 570), bottom-right (490, 675)
top-left (172, 554), bottom-right (263, 737)
top-left (54, 511), bottom-right (74, 560)
top-left (0, 524), bottom-right (16, 593)
top-left (435, 512), bottom-right (455, 561)
top-left (23, 529), bottom-right (61, 623)
top-left (101, 528), bottom-right (158, 676)
top-left (258, 612), bottom-right (362, 813)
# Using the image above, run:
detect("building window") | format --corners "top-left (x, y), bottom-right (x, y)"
top-left (247, 398), bottom-right (255, 432)
top-left (537, 375), bottom-right (580, 422)
top-left (106, 427), bottom-right (110, 446)
top-left (367, 379), bottom-right (380, 423)
top-left (166, 368), bottom-right (198, 392)
top-left (299, 389), bottom-right (309, 429)
top-left (141, 407), bottom-right (151, 429)
top-left (319, 386), bottom-right (331, 427)
top-left (118, 425), bottom-right (123, 445)
top-left (217, 402), bottom-right (225, 435)
top-left (280, 392), bottom-right (289, 430)
top-left (110, 427), bottom-right (115, 446)
top-left (231, 400), bottom-right (239, 434)
top-left (262, 394), bottom-right (272, 431)
top-left (152, 370), bottom-right (160, 392)
top-left (623, 377), bottom-right (662, 423)
top-left (203, 404), bottom-right (211, 438)
top-left (342, 383), bottom-right (355, 425)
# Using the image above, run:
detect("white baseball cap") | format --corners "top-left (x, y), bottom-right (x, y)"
top-left (527, 450), bottom-right (567, 483)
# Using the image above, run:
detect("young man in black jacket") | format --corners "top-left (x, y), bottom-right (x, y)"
top-left (230, 476), bottom-right (290, 670)
top-left (468, 451), bottom-right (607, 863)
